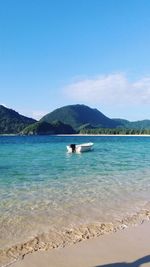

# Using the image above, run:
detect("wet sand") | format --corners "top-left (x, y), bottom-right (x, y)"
top-left (10, 221), bottom-right (150, 267)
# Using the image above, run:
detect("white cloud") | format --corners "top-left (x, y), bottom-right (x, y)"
top-left (29, 110), bottom-right (50, 120)
top-left (31, 110), bottom-right (47, 120)
top-left (63, 73), bottom-right (150, 107)
top-left (21, 110), bottom-right (48, 120)
top-left (133, 77), bottom-right (150, 104)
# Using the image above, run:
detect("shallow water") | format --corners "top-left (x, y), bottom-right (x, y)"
top-left (0, 136), bottom-right (150, 254)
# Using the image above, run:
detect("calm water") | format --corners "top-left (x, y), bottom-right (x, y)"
top-left (0, 136), bottom-right (150, 249)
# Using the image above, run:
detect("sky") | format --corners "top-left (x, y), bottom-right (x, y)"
top-left (0, 0), bottom-right (150, 120)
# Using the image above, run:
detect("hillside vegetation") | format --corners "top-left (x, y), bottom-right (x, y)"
top-left (40, 104), bottom-right (121, 130)
top-left (21, 121), bottom-right (75, 135)
top-left (1, 104), bottom-right (150, 135)
top-left (79, 128), bottom-right (150, 135)
top-left (0, 105), bottom-right (36, 134)
top-left (114, 118), bottom-right (150, 129)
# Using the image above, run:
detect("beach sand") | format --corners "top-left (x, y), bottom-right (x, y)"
top-left (10, 221), bottom-right (150, 267)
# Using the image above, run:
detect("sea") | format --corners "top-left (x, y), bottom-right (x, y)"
top-left (0, 135), bottom-right (150, 265)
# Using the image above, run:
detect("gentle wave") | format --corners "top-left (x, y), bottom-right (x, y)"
top-left (0, 136), bottom-right (150, 266)
top-left (0, 208), bottom-right (150, 267)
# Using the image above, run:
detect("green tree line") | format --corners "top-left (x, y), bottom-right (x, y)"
top-left (79, 128), bottom-right (150, 135)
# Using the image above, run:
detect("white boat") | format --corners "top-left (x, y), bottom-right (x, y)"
top-left (67, 142), bottom-right (94, 153)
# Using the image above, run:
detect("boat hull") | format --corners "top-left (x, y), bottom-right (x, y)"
top-left (67, 142), bottom-right (94, 153)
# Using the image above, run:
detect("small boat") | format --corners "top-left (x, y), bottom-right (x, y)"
top-left (67, 142), bottom-right (94, 153)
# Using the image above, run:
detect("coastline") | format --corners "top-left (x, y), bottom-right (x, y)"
top-left (1, 133), bottom-right (150, 137)
top-left (56, 134), bottom-right (150, 137)
top-left (10, 220), bottom-right (150, 267)
top-left (1, 135), bottom-right (150, 267)
top-left (1, 208), bottom-right (150, 267)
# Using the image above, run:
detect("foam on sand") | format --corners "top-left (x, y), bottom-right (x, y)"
top-left (0, 209), bottom-right (150, 267)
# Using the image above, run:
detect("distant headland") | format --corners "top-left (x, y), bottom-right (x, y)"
top-left (0, 104), bottom-right (150, 135)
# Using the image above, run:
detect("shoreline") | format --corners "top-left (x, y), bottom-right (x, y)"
top-left (1, 208), bottom-right (150, 267)
top-left (1, 135), bottom-right (150, 267)
top-left (57, 134), bottom-right (150, 137)
top-left (10, 220), bottom-right (150, 267)
top-left (1, 134), bottom-right (150, 137)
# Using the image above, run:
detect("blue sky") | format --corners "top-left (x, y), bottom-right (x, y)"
top-left (0, 0), bottom-right (150, 120)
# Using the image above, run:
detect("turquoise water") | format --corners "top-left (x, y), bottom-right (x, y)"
top-left (0, 136), bottom-right (150, 250)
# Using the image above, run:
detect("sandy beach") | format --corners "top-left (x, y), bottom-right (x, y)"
top-left (10, 221), bottom-right (150, 267)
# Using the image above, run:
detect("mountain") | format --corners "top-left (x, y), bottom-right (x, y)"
top-left (0, 105), bottom-right (36, 134)
top-left (21, 120), bottom-right (75, 135)
top-left (114, 119), bottom-right (150, 129)
top-left (40, 104), bottom-right (121, 130)
top-left (1, 104), bottom-right (150, 135)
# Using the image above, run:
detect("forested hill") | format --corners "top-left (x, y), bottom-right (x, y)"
top-left (113, 118), bottom-right (150, 129)
top-left (40, 104), bottom-right (121, 130)
top-left (0, 105), bottom-right (36, 134)
top-left (1, 104), bottom-right (150, 135)
top-left (21, 121), bottom-right (75, 135)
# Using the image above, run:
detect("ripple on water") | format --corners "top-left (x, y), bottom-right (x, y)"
top-left (0, 136), bottom-right (150, 266)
